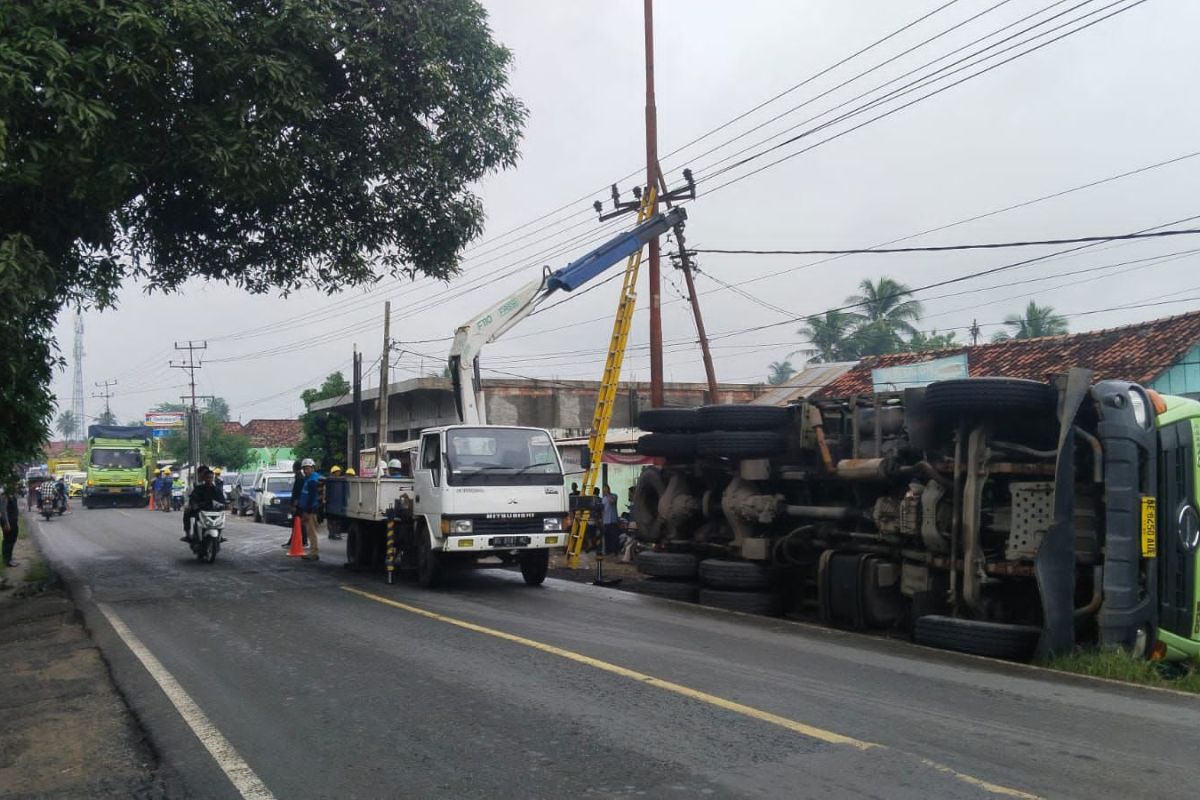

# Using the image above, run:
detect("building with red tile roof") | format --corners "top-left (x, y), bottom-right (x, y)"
top-left (813, 310), bottom-right (1200, 400)
top-left (221, 419), bottom-right (302, 448)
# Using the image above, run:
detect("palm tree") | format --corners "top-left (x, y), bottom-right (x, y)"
top-left (908, 329), bottom-right (959, 352)
top-left (767, 360), bottom-right (796, 386)
top-left (991, 301), bottom-right (1068, 342)
top-left (846, 277), bottom-right (923, 354)
top-left (95, 409), bottom-right (118, 425)
top-left (798, 310), bottom-right (857, 363)
top-left (55, 410), bottom-right (78, 441)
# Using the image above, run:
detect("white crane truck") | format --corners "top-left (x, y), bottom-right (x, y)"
top-left (324, 208), bottom-right (686, 586)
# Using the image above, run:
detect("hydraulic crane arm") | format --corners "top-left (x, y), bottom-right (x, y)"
top-left (449, 207), bottom-right (686, 425)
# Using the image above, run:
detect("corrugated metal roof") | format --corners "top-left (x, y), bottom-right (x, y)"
top-left (752, 362), bottom-right (859, 406)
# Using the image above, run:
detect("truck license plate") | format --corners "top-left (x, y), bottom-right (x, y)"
top-left (1140, 496), bottom-right (1157, 558)
top-left (489, 536), bottom-right (531, 548)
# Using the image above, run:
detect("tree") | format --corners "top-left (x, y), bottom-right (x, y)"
top-left (95, 409), bottom-right (118, 426)
top-left (206, 397), bottom-right (230, 423)
top-left (55, 410), bottom-right (78, 441)
top-left (845, 277), bottom-right (924, 355)
top-left (767, 361), bottom-right (796, 386)
top-left (992, 301), bottom-right (1069, 342)
top-left (908, 329), bottom-right (959, 352)
top-left (799, 310), bottom-right (858, 363)
top-left (298, 372), bottom-right (352, 470)
top-left (0, 1), bottom-right (525, 479)
top-left (163, 415), bottom-right (250, 470)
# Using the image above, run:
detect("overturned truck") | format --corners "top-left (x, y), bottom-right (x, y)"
top-left (632, 371), bottom-right (1200, 662)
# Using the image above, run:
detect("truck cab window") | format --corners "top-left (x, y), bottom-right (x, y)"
top-left (422, 434), bottom-right (441, 487)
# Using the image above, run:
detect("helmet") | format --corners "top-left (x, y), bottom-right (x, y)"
top-left (163, 468), bottom-right (171, 476)
top-left (301, 458), bottom-right (315, 468)
top-left (330, 465), bottom-right (343, 475)
top-left (345, 468), bottom-right (356, 476)
top-left (387, 459), bottom-right (403, 469)
top-left (213, 467), bottom-right (222, 475)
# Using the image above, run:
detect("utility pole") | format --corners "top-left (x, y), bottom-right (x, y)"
top-left (969, 319), bottom-right (981, 346)
top-left (170, 341), bottom-right (209, 480)
top-left (643, 0), bottom-right (666, 408)
top-left (91, 379), bottom-right (117, 420)
top-left (667, 229), bottom-right (719, 403)
top-left (376, 302), bottom-right (391, 463)
top-left (351, 345), bottom-right (363, 474)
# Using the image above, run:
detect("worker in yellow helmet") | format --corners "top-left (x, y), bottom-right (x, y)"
top-left (345, 468), bottom-right (356, 476)
top-left (330, 465), bottom-right (343, 476)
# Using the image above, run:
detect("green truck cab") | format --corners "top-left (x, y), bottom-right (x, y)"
top-left (83, 425), bottom-right (153, 508)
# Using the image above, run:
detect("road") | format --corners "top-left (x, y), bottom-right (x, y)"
top-left (32, 504), bottom-right (1200, 799)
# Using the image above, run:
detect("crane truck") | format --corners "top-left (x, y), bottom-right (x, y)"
top-left (631, 370), bottom-right (1200, 662)
top-left (324, 208), bottom-right (686, 586)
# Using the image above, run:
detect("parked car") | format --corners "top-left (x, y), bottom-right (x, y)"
top-left (220, 472), bottom-right (239, 505)
top-left (231, 472), bottom-right (257, 516)
top-left (254, 471), bottom-right (294, 525)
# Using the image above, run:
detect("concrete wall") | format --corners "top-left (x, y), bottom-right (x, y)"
top-left (1151, 345), bottom-right (1200, 400)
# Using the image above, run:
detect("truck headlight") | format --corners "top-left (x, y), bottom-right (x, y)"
top-left (543, 517), bottom-right (564, 532)
top-left (1128, 390), bottom-right (1151, 429)
top-left (450, 519), bottom-right (473, 534)
top-left (270, 498), bottom-right (280, 506)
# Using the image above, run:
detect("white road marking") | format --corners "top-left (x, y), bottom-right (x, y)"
top-left (97, 603), bottom-right (275, 800)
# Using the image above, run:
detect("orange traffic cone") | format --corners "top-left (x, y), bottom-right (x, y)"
top-left (286, 515), bottom-right (306, 557)
top-left (148, 492), bottom-right (155, 511)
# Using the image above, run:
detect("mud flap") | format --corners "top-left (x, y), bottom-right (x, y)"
top-left (1035, 368), bottom-right (1092, 660)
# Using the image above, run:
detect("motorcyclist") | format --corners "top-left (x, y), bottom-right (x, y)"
top-left (181, 465), bottom-right (224, 542)
top-left (53, 476), bottom-right (68, 511)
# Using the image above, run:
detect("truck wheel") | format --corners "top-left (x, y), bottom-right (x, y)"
top-left (635, 551), bottom-right (698, 578)
top-left (519, 549), bottom-right (550, 586)
top-left (638, 407), bottom-right (702, 433)
top-left (698, 588), bottom-right (781, 616)
top-left (635, 433), bottom-right (698, 460)
top-left (631, 577), bottom-right (698, 602)
top-left (913, 615), bottom-right (1041, 661)
top-left (417, 530), bottom-right (440, 588)
top-left (254, 508), bottom-right (262, 524)
top-left (698, 559), bottom-right (770, 591)
top-left (697, 431), bottom-right (787, 458)
top-left (697, 404), bottom-right (789, 432)
top-left (923, 378), bottom-right (1056, 416)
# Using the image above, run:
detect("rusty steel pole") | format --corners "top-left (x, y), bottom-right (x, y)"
top-left (644, 0), bottom-right (664, 408)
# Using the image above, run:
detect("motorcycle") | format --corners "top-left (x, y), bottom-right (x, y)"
top-left (187, 501), bottom-right (226, 563)
top-left (40, 488), bottom-right (66, 519)
top-left (171, 485), bottom-right (184, 511)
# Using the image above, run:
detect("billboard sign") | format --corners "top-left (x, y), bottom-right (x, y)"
top-left (871, 354), bottom-right (969, 393)
top-left (145, 411), bottom-right (186, 429)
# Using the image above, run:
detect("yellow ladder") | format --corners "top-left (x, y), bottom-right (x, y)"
top-left (565, 187), bottom-right (657, 567)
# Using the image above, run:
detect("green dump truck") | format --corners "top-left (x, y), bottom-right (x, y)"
top-left (632, 371), bottom-right (1200, 662)
top-left (83, 425), bottom-right (153, 508)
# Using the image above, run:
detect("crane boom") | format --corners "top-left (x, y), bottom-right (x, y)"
top-left (449, 207), bottom-right (686, 425)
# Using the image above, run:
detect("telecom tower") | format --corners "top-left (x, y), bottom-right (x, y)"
top-left (72, 310), bottom-right (85, 441)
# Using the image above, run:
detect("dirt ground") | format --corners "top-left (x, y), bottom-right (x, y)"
top-left (0, 519), bottom-right (169, 800)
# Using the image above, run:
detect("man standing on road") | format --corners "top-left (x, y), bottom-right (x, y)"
top-left (2, 480), bottom-right (18, 567)
top-left (297, 459), bottom-right (322, 561)
top-left (281, 460), bottom-right (308, 549)
top-left (601, 484), bottom-right (620, 557)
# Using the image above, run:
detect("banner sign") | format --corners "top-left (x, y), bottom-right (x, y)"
top-left (871, 354), bottom-right (968, 393)
top-left (145, 412), bottom-right (186, 428)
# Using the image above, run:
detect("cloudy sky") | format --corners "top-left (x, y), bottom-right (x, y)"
top-left (51, 0), bottom-right (1200, 425)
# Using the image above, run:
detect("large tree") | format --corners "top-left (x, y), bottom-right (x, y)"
top-left (846, 277), bottom-right (924, 355)
top-left (766, 360), bottom-right (796, 386)
top-left (55, 410), bottom-right (78, 441)
top-left (297, 372), bottom-right (351, 470)
top-left (0, 0), bottom-right (525, 475)
top-left (95, 409), bottom-right (118, 426)
top-left (992, 301), bottom-right (1069, 342)
top-left (798, 310), bottom-right (858, 363)
top-left (163, 414), bottom-right (250, 470)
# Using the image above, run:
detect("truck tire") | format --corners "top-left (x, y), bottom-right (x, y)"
top-left (417, 528), bottom-right (440, 588)
top-left (636, 551), bottom-right (699, 579)
top-left (345, 524), bottom-right (371, 569)
top-left (913, 615), bottom-right (1041, 661)
top-left (638, 407), bottom-right (703, 433)
top-left (636, 433), bottom-right (698, 460)
top-left (923, 378), bottom-right (1056, 417)
top-left (254, 507), bottom-right (262, 524)
top-left (632, 469), bottom-right (666, 541)
top-left (698, 588), bottom-right (781, 616)
top-left (520, 549), bottom-right (550, 586)
top-left (699, 559), bottom-right (770, 591)
top-left (632, 577), bottom-right (698, 602)
top-left (696, 404), bottom-right (789, 432)
top-left (697, 431), bottom-right (787, 458)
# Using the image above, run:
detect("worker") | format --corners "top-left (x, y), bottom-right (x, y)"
top-left (213, 467), bottom-right (224, 493)
top-left (344, 468), bottom-right (356, 476)
top-left (329, 465), bottom-right (343, 476)
top-left (297, 458), bottom-right (322, 561)
top-left (385, 458), bottom-right (405, 478)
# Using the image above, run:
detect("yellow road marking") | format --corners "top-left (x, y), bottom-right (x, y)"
top-left (343, 586), bottom-right (1040, 798)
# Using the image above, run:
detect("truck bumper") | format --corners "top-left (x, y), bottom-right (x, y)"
top-left (1158, 629), bottom-right (1200, 662)
top-left (440, 533), bottom-right (565, 553)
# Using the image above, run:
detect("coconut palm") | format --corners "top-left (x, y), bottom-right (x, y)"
top-left (55, 410), bottom-right (78, 441)
top-left (767, 360), bottom-right (796, 386)
top-left (991, 301), bottom-right (1068, 342)
top-left (845, 277), bottom-right (924, 355)
top-left (798, 310), bottom-right (857, 363)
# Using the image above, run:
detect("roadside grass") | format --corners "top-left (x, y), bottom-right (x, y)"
top-left (23, 559), bottom-right (51, 586)
top-left (1049, 650), bottom-right (1200, 694)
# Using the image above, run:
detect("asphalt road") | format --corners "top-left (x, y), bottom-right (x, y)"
top-left (31, 504), bottom-right (1200, 799)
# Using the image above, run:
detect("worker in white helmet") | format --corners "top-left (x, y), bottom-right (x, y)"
top-left (386, 458), bottom-right (405, 478)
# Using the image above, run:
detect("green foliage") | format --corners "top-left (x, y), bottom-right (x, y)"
top-left (298, 372), bottom-right (351, 470)
top-left (907, 329), bottom-right (959, 352)
top-left (0, 0), bottom-right (525, 480)
top-left (992, 301), bottom-right (1069, 342)
top-left (799, 277), bottom-right (936, 361)
top-left (95, 409), bottom-right (118, 426)
top-left (162, 407), bottom-right (250, 470)
top-left (206, 397), bottom-right (230, 422)
top-left (55, 410), bottom-right (78, 440)
top-left (1050, 650), bottom-right (1200, 694)
top-left (798, 310), bottom-right (859, 363)
top-left (766, 361), bottom-right (796, 386)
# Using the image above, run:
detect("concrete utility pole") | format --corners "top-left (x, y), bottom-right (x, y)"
top-left (351, 345), bottom-right (362, 474)
top-left (91, 379), bottom-right (117, 420)
top-left (170, 341), bottom-right (210, 480)
top-left (644, 0), bottom-right (664, 408)
top-left (376, 302), bottom-right (391, 458)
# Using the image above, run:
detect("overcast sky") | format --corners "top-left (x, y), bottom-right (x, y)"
top-left (52, 0), bottom-right (1200, 425)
